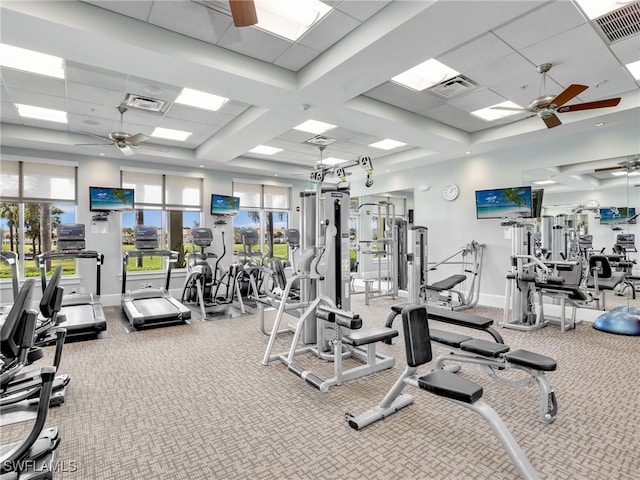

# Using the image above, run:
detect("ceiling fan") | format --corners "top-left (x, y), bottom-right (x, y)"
top-left (493, 63), bottom-right (621, 129)
top-left (229, 0), bottom-right (258, 27)
top-left (76, 106), bottom-right (150, 156)
top-left (594, 156), bottom-right (640, 174)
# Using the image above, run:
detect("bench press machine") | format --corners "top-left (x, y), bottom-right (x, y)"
top-left (385, 303), bottom-right (558, 423)
top-left (346, 305), bottom-right (541, 480)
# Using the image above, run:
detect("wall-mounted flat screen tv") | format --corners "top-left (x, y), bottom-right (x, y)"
top-left (211, 194), bottom-right (240, 216)
top-left (599, 207), bottom-right (637, 224)
top-left (475, 186), bottom-right (532, 219)
top-left (89, 186), bottom-right (135, 212)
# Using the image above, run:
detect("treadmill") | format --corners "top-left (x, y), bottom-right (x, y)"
top-left (121, 225), bottom-right (191, 329)
top-left (37, 224), bottom-right (107, 341)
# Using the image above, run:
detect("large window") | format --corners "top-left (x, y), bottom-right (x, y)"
top-left (233, 182), bottom-right (290, 262)
top-left (0, 160), bottom-right (77, 279)
top-left (121, 170), bottom-right (202, 271)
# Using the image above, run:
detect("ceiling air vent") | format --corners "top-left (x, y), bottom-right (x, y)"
top-left (593, 1), bottom-right (640, 43)
top-left (427, 75), bottom-right (478, 99)
top-left (305, 135), bottom-right (337, 146)
top-left (123, 94), bottom-right (168, 113)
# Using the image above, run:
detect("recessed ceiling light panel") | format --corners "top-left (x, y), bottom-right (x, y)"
top-left (392, 58), bottom-right (459, 91)
top-left (151, 127), bottom-right (192, 141)
top-left (249, 145), bottom-right (283, 155)
top-left (0, 43), bottom-right (65, 79)
top-left (175, 88), bottom-right (229, 111)
top-left (294, 119), bottom-right (336, 134)
top-left (15, 104), bottom-right (67, 123)
top-left (369, 139), bottom-right (406, 150)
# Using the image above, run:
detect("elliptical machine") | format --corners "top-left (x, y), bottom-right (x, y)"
top-left (181, 228), bottom-right (245, 319)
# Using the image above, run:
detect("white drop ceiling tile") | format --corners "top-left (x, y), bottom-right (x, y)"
top-left (392, 92), bottom-right (444, 114)
top-left (493, 1), bottom-right (586, 50)
top-left (364, 82), bottom-right (414, 105)
top-left (0, 69), bottom-right (65, 97)
top-left (520, 24), bottom-right (606, 69)
top-left (610, 36), bottom-right (640, 65)
top-left (66, 100), bottom-right (119, 121)
top-left (447, 88), bottom-right (505, 112)
top-left (147, 1), bottom-right (231, 44)
top-left (19, 118), bottom-right (69, 131)
top-left (218, 26), bottom-right (292, 63)
top-left (466, 52), bottom-right (535, 89)
top-left (218, 101), bottom-right (251, 116)
top-left (333, 0), bottom-right (390, 22)
top-left (165, 104), bottom-right (235, 127)
top-left (81, 1), bottom-right (154, 21)
top-left (67, 113), bottom-right (111, 133)
top-left (490, 72), bottom-right (564, 107)
top-left (7, 89), bottom-right (66, 110)
top-left (298, 9), bottom-right (360, 51)
top-left (273, 44), bottom-right (320, 72)
top-left (547, 49), bottom-right (628, 89)
top-left (66, 81), bottom-right (124, 106)
top-left (439, 33), bottom-right (514, 74)
top-left (65, 61), bottom-right (128, 92)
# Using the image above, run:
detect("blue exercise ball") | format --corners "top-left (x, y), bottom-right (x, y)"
top-left (593, 305), bottom-right (640, 336)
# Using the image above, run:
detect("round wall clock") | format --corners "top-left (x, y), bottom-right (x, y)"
top-left (443, 183), bottom-right (459, 201)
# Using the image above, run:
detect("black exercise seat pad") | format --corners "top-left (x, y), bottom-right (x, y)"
top-left (389, 303), bottom-right (494, 330)
top-left (343, 327), bottom-right (398, 346)
top-left (535, 282), bottom-right (588, 301)
top-left (428, 328), bottom-right (473, 348)
top-left (425, 274), bottom-right (467, 292)
top-left (460, 339), bottom-right (509, 357)
top-left (506, 350), bottom-right (557, 371)
top-left (418, 370), bottom-right (483, 404)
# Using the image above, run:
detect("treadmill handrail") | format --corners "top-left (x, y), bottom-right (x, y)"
top-left (122, 250), bottom-right (179, 293)
top-left (37, 250), bottom-right (104, 296)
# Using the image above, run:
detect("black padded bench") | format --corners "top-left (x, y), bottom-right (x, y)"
top-left (424, 274), bottom-right (467, 292)
top-left (346, 305), bottom-right (541, 480)
top-left (385, 303), bottom-right (504, 344)
top-left (343, 327), bottom-right (398, 347)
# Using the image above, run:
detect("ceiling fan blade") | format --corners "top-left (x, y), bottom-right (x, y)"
top-left (594, 165), bottom-right (624, 172)
top-left (119, 145), bottom-right (136, 156)
top-left (79, 131), bottom-right (112, 142)
top-left (543, 114), bottom-right (562, 129)
top-left (75, 142), bottom-right (112, 147)
top-left (548, 84), bottom-right (588, 108)
top-left (229, 0), bottom-right (258, 27)
top-left (557, 97), bottom-right (621, 113)
top-left (128, 133), bottom-right (149, 144)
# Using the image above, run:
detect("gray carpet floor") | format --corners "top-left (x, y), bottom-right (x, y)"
top-left (2, 292), bottom-right (639, 479)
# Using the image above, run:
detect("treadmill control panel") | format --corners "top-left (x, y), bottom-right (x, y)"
top-left (134, 225), bottom-right (159, 250)
top-left (57, 223), bottom-right (86, 251)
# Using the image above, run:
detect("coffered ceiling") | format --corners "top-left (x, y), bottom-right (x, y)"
top-left (1, 0), bottom-right (639, 191)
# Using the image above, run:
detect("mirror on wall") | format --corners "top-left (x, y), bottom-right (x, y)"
top-left (523, 155), bottom-right (639, 311)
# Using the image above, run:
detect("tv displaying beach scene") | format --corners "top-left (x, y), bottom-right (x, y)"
top-left (475, 186), bottom-right (532, 219)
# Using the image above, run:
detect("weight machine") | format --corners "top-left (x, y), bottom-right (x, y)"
top-left (355, 200), bottom-right (398, 305)
top-left (261, 155), bottom-right (397, 391)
